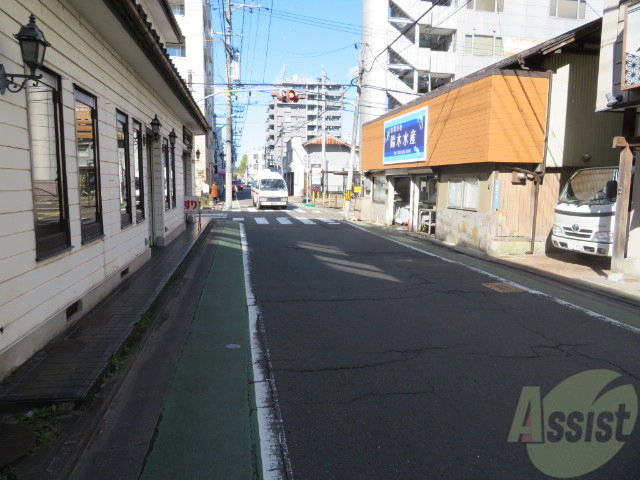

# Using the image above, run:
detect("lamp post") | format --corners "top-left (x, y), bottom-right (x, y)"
top-left (0, 14), bottom-right (51, 95)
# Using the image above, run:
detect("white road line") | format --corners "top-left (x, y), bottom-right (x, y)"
top-left (297, 217), bottom-right (315, 225)
top-left (348, 222), bottom-right (640, 335)
top-left (233, 218), bottom-right (245, 222)
top-left (277, 217), bottom-right (292, 225)
top-left (247, 207), bottom-right (257, 212)
top-left (318, 218), bottom-right (339, 224)
top-left (255, 217), bottom-right (269, 225)
top-left (240, 223), bottom-right (293, 480)
top-left (293, 208), bottom-right (306, 213)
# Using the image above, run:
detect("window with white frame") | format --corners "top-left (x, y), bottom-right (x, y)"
top-left (464, 34), bottom-right (503, 56)
top-left (549, 0), bottom-right (586, 19)
top-left (447, 178), bottom-right (478, 210)
top-left (467, 0), bottom-right (504, 12)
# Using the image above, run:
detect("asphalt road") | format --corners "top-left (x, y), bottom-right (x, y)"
top-left (242, 199), bottom-right (640, 479)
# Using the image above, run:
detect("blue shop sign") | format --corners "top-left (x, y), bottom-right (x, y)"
top-left (383, 107), bottom-right (428, 165)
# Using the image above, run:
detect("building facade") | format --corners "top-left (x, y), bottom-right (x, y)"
top-left (167, 0), bottom-right (222, 194)
top-left (360, 20), bottom-right (627, 257)
top-left (284, 135), bottom-right (355, 197)
top-left (245, 149), bottom-right (266, 182)
top-left (0, 0), bottom-right (209, 380)
top-left (596, 0), bottom-right (640, 278)
top-left (361, 0), bottom-right (605, 124)
top-left (266, 74), bottom-right (345, 172)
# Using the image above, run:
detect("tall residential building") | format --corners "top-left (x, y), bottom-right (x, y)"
top-left (361, 0), bottom-right (604, 124)
top-left (168, 0), bottom-right (222, 193)
top-left (266, 74), bottom-right (345, 171)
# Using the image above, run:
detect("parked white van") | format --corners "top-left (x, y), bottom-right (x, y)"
top-left (551, 167), bottom-right (618, 256)
top-left (251, 170), bottom-right (288, 209)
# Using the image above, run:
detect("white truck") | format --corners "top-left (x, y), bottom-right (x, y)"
top-left (251, 170), bottom-right (288, 209)
top-left (551, 166), bottom-right (619, 256)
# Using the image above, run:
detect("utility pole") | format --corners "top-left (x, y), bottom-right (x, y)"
top-left (344, 50), bottom-right (364, 220)
top-left (322, 68), bottom-right (327, 194)
top-left (220, 1), bottom-right (261, 209)
top-left (223, 0), bottom-right (233, 210)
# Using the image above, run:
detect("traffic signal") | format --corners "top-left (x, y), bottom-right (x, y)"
top-left (283, 89), bottom-right (298, 102)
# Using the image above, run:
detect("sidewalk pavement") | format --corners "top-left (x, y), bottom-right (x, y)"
top-left (0, 219), bottom-right (211, 409)
top-left (1, 202), bottom-right (638, 409)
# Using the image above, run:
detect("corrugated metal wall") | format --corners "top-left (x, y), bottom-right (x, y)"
top-left (545, 52), bottom-right (622, 168)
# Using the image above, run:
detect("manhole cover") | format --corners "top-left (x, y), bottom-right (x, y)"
top-left (482, 282), bottom-right (526, 293)
top-left (0, 424), bottom-right (36, 467)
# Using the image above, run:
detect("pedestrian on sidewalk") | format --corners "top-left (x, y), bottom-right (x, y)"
top-left (232, 183), bottom-right (237, 200)
top-left (211, 182), bottom-right (219, 205)
top-left (202, 182), bottom-right (209, 199)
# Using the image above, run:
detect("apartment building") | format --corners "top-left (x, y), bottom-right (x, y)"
top-left (361, 0), bottom-right (605, 124)
top-left (266, 74), bottom-right (345, 171)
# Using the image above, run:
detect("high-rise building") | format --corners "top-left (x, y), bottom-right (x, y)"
top-left (266, 73), bottom-right (345, 171)
top-left (168, 0), bottom-right (222, 193)
top-left (361, 0), bottom-right (604, 124)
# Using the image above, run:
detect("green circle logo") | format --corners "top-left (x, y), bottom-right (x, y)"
top-left (508, 369), bottom-right (638, 478)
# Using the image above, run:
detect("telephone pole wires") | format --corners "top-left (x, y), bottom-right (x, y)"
top-left (344, 46), bottom-right (364, 220)
top-left (223, 0), bottom-right (234, 210)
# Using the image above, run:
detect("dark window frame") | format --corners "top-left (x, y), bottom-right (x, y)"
top-left (75, 87), bottom-right (103, 242)
top-left (116, 110), bottom-right (133, 227)
top-left (27, 68), bottom-right (71, 259)
top-left (164, 138), bottom-right (171, 210)
top-left (132, 120), bottom-right (146, 221)
top-left (171, 145), bottom-right (177, 208)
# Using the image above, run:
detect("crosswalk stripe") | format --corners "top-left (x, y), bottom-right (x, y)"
top-left (297, 217), bottom-right (315, 225)
top-left (255, 217), bottom-right (269, 225)
top-left (277, 217), bottom-right (292, 225)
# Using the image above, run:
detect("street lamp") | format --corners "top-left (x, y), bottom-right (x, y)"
top-left (0, 14), bottom-right (51, 95)
top-left (169, 128), bottom-right (177, 147)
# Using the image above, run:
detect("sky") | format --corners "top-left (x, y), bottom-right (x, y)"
top-left (209, 0), bottom-right (363, 160)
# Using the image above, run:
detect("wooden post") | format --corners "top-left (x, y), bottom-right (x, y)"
top-left (609, 138), bottom-right (635, 279)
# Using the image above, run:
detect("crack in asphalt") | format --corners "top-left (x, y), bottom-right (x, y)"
top-left (272, 345), bottom-right (469, 375)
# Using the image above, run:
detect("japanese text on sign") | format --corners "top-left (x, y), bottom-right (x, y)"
top-left (184, 196), bottom-right (200, 214)
top-left (383, 107), bottom-right (428, 165)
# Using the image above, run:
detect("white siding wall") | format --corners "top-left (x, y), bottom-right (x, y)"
top-left (0, 0), bottom-right (190, 378)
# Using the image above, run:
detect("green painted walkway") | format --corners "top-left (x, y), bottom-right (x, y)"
top-left (140, 222), bottom-right (261, 479)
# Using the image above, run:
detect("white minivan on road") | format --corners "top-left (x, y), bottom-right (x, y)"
top-left (251, 170), bottom-right (288, 209)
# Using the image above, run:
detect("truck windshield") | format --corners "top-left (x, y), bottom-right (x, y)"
top-left (260, 179), bottom-right (286, 191)
top-left (559, 168), bottom-right (617, 205)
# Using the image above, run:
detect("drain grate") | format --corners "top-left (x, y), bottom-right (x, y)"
top-left (482, 282), bottom-right (526, 293)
